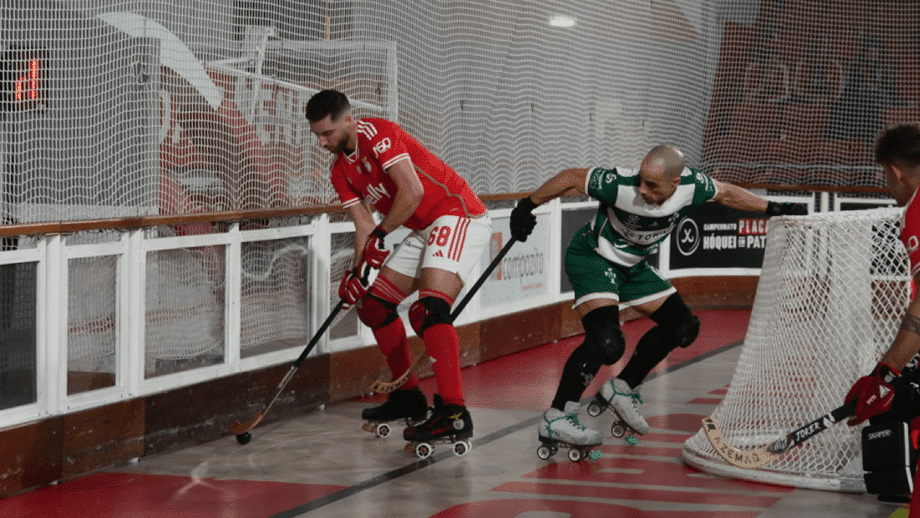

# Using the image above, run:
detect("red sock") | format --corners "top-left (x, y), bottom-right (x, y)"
top-left (373, 318), bottom-right (416, 390)
top-left (367, 278), bottom-right (416, 390)
top-left (423, 321), bottom-right (464, 407)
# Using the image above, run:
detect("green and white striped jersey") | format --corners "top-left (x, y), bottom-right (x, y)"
top-left (583, 166), bottom-right (719, 267)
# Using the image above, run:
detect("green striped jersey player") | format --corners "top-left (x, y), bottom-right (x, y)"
top-left (510, 145), bottom-right (807, 452)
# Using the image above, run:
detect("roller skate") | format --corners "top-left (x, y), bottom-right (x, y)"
top-left (587, 377), bottom-right (648, 445)
top-left (536, 401), bottom-right (603, 462)
top-left (403, 394), bottom-right (473, 459)
top-left (361, 387), bottom-right (428, 439)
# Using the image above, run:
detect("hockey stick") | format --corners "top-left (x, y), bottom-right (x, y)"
top-left (230, 266), bottom-right (369, 443)
top-left (702, 402), bottom-right (855, 469)
top-left (370, 237), bottom-right (519, 394)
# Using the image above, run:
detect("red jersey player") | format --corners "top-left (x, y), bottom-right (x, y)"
top-left (846, 123), bottom-right (920, 515)
top-left (306, 90), bottom-right (491, 453)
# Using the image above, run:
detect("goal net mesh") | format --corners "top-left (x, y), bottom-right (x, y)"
top-left (682, 207), bottom-right (911, 492)
top-left (4, 0), bottom-right (916, 226)
top-left (4, 2), bottom-right (918, 383)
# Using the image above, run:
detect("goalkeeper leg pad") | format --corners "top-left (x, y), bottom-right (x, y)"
top-left (863, 420), bottom-right (915, 495)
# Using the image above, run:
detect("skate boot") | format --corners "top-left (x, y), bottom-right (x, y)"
top-left (536, 401), bottom-right (603, 462)
top-left (361, 388), bottom-right (428, 438)
top-left (403, 394), bottom-right (473, 459)
top-left (587, 377), bottom-right (649, 443)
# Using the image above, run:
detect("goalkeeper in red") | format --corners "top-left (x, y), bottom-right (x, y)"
top-left (306, 90), bottom-right (491, 445)
top-left (845, 123), bottom-right (920, 516)
top-left (510, 145), bottom-right (807, 447)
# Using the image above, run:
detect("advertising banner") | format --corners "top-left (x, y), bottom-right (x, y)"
top-left (669, 202), bottom-right (768, 271)
top-left (480, 213), bottom-right (550, 308)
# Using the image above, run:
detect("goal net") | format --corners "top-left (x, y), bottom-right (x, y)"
top-left (682, 207), bottom-right (911, 492)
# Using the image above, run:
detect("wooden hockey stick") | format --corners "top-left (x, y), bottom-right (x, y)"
top-left (370, 237), bottom-right (519, 394)
top-left (702, 402), bottom-right (856, 469)
top-left (230, 266), bottom-right (370, 442)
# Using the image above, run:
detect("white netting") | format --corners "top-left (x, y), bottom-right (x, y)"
top-left (4, 1), bottom-right (918, 227)
top-left (682, 207), bottom-right (911, 492)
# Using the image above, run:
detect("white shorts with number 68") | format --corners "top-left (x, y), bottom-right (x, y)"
top-left (385, 214), bottom-right (492, 282)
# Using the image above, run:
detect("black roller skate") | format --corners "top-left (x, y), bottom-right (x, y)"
top-left (403, 394), bottom-right (473, 459)
top-left (361, 388), bottom-right (428, 438)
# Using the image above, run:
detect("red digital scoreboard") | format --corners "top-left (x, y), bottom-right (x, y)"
top-left (2, 47), bottom-right (44, 112)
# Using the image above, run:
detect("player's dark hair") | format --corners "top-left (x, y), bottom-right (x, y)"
top-left (305, 89), bottom-right (351, 123)
top-left (875, 123), bottom-right (920, 169)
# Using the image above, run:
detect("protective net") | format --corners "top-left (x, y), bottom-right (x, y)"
top-left (682, 208), bottom-right (911, 492)
top-left (3, 0), bottom-right (916, 227)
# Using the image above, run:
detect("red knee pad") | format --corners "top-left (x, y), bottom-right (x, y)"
top-left (409, 290), bottom-right (453, 335)
top-left (356, 295), bottom-right (398, 329)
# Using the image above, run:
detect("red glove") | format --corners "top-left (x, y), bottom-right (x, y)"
top-left (845, 362), bottom-right (899, 425)
top-left (338, 266), bottom-right (370, 308)
top-left (363, 226), bottom-right (390, 269)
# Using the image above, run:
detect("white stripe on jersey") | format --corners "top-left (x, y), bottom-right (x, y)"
top-left (357, 120), bottom-right (378, 139)
top-left (341, 198), bottom-right (361, 209)
top-left (381, 153), bottom-right (411, 170)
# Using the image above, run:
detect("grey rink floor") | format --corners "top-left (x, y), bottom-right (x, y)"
top-left (1, 309), bottom-right (910, 517)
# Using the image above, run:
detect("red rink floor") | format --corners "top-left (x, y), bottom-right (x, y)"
top-left (0, 308), bottom-right (909, 517)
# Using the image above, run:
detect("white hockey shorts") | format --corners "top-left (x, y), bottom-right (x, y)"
top-left (386, 214), bottom-right (492, 283)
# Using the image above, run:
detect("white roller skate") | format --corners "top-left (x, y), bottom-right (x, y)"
top-left (587, 377), bottom-right (648, 444)
top-left (537, 401), bottom-right (603, 462)
top-left (403, 395), bottom-right (473, 459)
top-left (361, 388), bottom-right (428, 439)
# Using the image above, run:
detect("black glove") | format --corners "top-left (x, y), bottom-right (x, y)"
top-left (891, 371), bottom-right (920, 419)
top-left (766, 201), bottom-right (808, 216)
top-left (510, 197), bottom-right (538, 242)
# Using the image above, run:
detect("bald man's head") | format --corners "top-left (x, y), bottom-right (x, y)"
top-left (637, 145), bottom-right (686, 205)
top-left (642, 145), bottom-right (686, 179)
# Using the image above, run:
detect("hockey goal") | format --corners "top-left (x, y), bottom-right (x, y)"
top-left (682, 207), bottom-right (911, 492)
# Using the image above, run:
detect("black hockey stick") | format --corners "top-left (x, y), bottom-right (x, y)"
top-left (230, 265), bottom-right (369, 444)
top-left (371, 237), bottom-right (518, 393)
top-left (702, 402), bottom-right (856, 469)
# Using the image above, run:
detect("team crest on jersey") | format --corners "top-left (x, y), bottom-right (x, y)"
top-left (625, 214), bottom-right (641, 227)
top-left (361, 158), bottom-right (372, 173)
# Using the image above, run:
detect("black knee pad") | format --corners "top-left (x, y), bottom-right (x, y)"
top-left (651, 293), bottom-right (700, 349)
top-left (356, 295), bottom-right (399, 330)
top-left (581, 305), bottom-right (625, 365)
top-left (409, 296), bottom-right (452, 335)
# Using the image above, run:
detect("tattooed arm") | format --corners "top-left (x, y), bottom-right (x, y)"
top-left (881, 281), bottom-right (920, 371)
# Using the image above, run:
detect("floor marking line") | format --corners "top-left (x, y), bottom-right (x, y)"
top-left (268, 339), bottom-right (744, 517)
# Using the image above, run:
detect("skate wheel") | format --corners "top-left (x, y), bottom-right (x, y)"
top-left (375, 423), bottom-right (391, 438)
top-left (453, 441), bottom-right (471, 456)
top-left (588, 450), bottom-right (603, 461)
top-left (415, 442), bottom-right (433, 459)
top-left (611, 422), bottom-right (627, 438)
top-left (625, 435), bottom-right (639, 446)
top-left (567, 447), bottom-right (583, 462)
top-left (586, 401), bottom-right (603, 417)
top-left (537, 444), bottom-right (553, 460)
